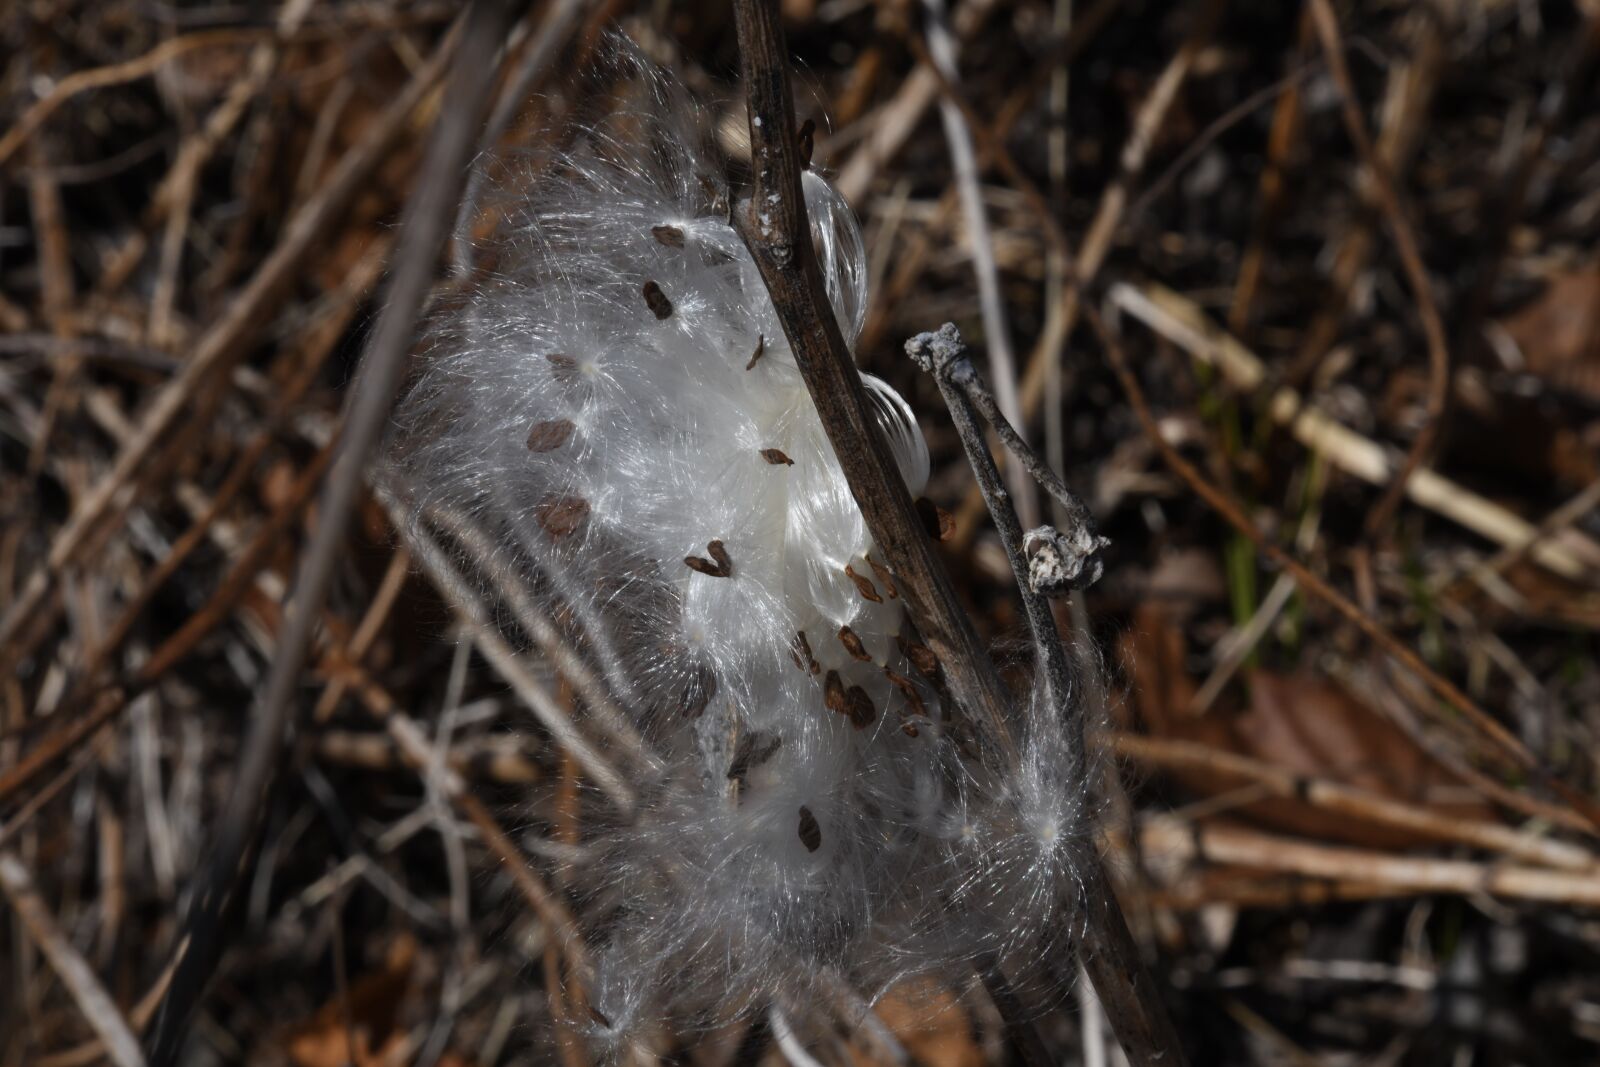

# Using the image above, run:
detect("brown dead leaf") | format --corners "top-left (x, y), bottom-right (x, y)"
top-left (1499, 268), bottom-right (1600, 403)
top-left (284, 934), bottom-right (417, 1067)
top-left (1120, 605), bottom-right (1495, 846)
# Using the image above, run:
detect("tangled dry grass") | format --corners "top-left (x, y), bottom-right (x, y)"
top-left (3, 1), bottom-right (1600, 1064)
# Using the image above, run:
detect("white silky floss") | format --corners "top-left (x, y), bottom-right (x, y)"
top-left (392, 51), bottom-right (1093, 1049)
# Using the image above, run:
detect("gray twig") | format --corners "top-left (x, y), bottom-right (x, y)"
top-left (910, 322), bottom-right (1110, 595)
top-left (905, 326), bottom-right (1185, 1066)
top-left (144, 4), bottom-right (521, 1062)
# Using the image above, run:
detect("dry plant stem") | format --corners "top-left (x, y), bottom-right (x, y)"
top-left (733, 6), bottom-right (1187, 1059)
top-left (954, 353), bottom-right (1102, 549)
top-left (911, 329), bottom-right (1077, 770)
top-left (732, 0), bottom-right (1016, 760)
top-left (0, 851), bottom-right (145, 1067)
top-left (0, 22), bottom-right (462, 678)
top-left (0, 29), bottom-right (268, 168)
top-left (1307, 0), bottom-right (1451, 537)
top-left (919, 0), bottom-right (1034, 526)
top-left (1094, 296), bottom-right (1600, 834)
top-left (1015, 0), bottom-right (1220, 419)
top-left (1112, 282), bottom-right (1600, 579)
top-left (144, 5), bottom-right (518, 1060)
top-left (1108, 732), bottom-right (1598, 872)
top-left (1138, 818), bottom-right (1600, 908)
top-left (912, 328), bottom-right (1184, 1066)
top-left (977, 955), bottom-right (1056, 1067)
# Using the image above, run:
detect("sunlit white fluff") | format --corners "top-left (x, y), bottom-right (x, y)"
top-left (389, 44), bottom-right (1097, 1051)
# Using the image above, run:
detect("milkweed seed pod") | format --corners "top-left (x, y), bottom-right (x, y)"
top-left (389, 41), bottom-right (1098, 1052)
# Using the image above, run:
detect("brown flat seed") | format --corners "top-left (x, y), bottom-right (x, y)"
top-left (791, 630), bottom-right (820, 674)
top-left (535, 495), bottom-right (589, 539)
top-left (727, 732), bottom-right (781, 785)
top-left (546, 353), bottom-right (579, 382)
top-left (824, 670), bottom-right (847, 717)
top-left (651, 224), bottom-right (685, 248)
top-left (844, 564), bottom-right (883, 604)
top-left (883, 667), bottom-right (928, 719)
top-left (745, 333), bottom-right (766, 370)
top-left (587, 1004), bottom-right (614, 1028)
top-left (844, 685), bottom-right (876, 729)
top-left (904, 642), bottom-right (939, 678)
top-left (683, 667), bottom-right (717, 718)
top-left (916, 497), bottom-right (955, 541)
top-left (867, 556), bottom-right (898, 599)
top-left (526, 418), bottom-right (575, 452)
top-left (760, 448), bottom-right (794, 466)
top-left (837, 625), bottom-right (871, 662)
top-left (797, 806), bottom-right (822, 852)
top-left (684, 539), bottom-right (732, 577)
top-left (642, 280), bottom-right (673, 320)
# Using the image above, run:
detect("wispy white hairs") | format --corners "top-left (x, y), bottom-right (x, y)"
top-left (390, 44), bottom-right (1098, 1051)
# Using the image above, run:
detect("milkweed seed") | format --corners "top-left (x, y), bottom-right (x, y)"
top-left (824, 670), bottom-right (847, 717)
top-left (545, 353), bottom-right (579, 382)
top-left (883, 667), bottom-right (927, 719)
top-left (746, 333), bottom-right (766, 370)
top-left (727, 732), bottom-right (782, 784)
top-left (844, 685), bottom-right (876, 729)
top-left (760, 448), bottom-right (794, 466)
top-left (844, 564), bottom-right (883, 603)
top-left (587, 1003), bottom-right (613, 1028)
top-left (837, 625), bottom-right (871, 662)
top-left (526, 418), bottom-right (575, 452)
top-left (651, 224), bottom-right (685, 247)
top-left (866, 556), bottom-right (897, 599)
top-left (642, 280), bottom-right (674, 319)
top-left (683, 667), bottom-right (717, 718)
top-left (684, 539), bottom-right (732, 577)
top-left (797, 806), bottom-right (822, 852)
top-left (790, 630), bottom-right (820, 674)
top-left (535, 495), bottom-right (589, 539)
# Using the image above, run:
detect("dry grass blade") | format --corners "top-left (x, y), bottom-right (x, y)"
top-left (144, 4), bottom-right (520, 1059)
top-left (0, 851), bottom-right (146, 1067)
top-left (1306, 0), bottom-right (1452, 537)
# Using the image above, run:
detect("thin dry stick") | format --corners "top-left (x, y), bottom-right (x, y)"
top-left (730, 5), bottom-right (1184, 1062)
top-left (0, 29), bottom-right (268, 168)
top-left (0, 851), bottom-right (146, 1067)
top-left (144, 5), bottom-right (518, 1061)
top-left (1307, 0), bottom-right (1451, 537)
top-left (1015, 0), bottom-right (1220, 419)
top-left (0, 26), bottom-right (461, 678)
top-left (1092, 292), bottom-right (1600, 832)
top-left (1108, 732), bottom-right (1597, 872)
top-left (919, 0), bottom-right (1034, 526)
top-left (1111, 282), bottom-right (1599, 580)
top-left (1137, 817), bottom-right (1600, 907)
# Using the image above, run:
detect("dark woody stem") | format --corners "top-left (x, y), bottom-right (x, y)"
top-left (907, 325), bottom-right (1080, 785)
top-left (730, 0), bottom-right (1188, 1060)
top-left (731, 0), bottom-right (1017, 763)
top-left (910, 321), bottom-right (1187, 1067)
